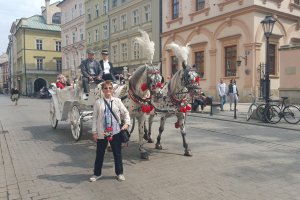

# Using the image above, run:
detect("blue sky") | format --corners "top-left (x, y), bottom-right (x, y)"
top-left (0, 0), bottom-right (57, 54)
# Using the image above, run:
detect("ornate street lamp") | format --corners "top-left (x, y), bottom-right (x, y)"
top-left (260, 15), bottom-right (276, 108)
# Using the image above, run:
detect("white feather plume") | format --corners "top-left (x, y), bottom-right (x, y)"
top-left (166, 42), bottom-right (190, 65)
top-left (134, 29), bottom-right (155, 64)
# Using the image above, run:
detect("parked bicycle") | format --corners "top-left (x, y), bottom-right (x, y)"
top-left (246, 94), bottom-right (260, 121)
top-left (264, 97), bottom-right (300, 124)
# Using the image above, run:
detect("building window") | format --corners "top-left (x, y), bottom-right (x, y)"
top-left (103, 25), bottom-right (108, 39)
top-left (65, 35), bottom-right (69, 45)
top-left (269, 44), bottom-right (276, 75)
top-left (36, 39), bottom-right (43, 50)
top-left (79, 3), bottom-right (82, 15)
top-left (95, 29), bottom-right (99, 41)
top-left (112, 45), bottom-right (118, 62)
top-left (112, 0), bottom-right (117, 7)
top-left (66, 56), bottom-right (69, 69)
top-left (121, 43), bottom-right (128, 61)
top-left (132, 9), bottom-right (139, 26)
top-left (120, 14), bottom-right (127, 30)
top-left (36, 40), bottom-right (43, 50)
top-left (294, 0), bottom-right (300, 4)
top-left (122, 0), bottom-right (126, 3)
top-left (194, 51), bottom-right (204, 78)
top-left (171, 56), bottom-right (178, 75)
top-left (224, 45), bottom-right (237, 77)
top-left (56, 41), bottom-right (61, 52)
top-left (144, 5), bottom-right (151, 22)
top-left (103, 0), bottom-right (108, 14)
top-left (112, 18), bottom-right (117, 33)
top-left (172, 0), bottom-right (179, 20)
top-left (88, 32), bottom-right (91, 44)
top-left (80, 29), bottom-right (84, 41)
top-left (56, 59), bottom-right (62, 71)
top-left (95, 4), bottom-right (99, 17)
top-left (196, 0), bottom-right (205, 11)
top-left (36, 58), bottom-right (43, 70)
top-left (72, 32), bottom-right (76, 43)
top-left (52, 12), bottom-right (61, 24)
top-left (133, 42), bottom-right (140, 60)
top-left (87, 9), bottom-right (91, 21)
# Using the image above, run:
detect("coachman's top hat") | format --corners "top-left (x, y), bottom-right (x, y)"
top-left (101, 49), bottom-right (109, 55)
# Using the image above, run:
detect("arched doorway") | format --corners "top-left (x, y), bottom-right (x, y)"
top-left (34, 78), bottom-right (47, 93)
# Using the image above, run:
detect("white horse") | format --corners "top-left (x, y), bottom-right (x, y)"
top-left (146, 63), bottom-right (200, 156)
top-left (113, 64), bottom-right (162, 159)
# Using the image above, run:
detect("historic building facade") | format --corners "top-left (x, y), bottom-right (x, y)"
top-left (0, 53), bottom-right (9, 94)
top-left (7, 0), bottom-right (61, 96)
top-left (58, 0), bottom-right (86, 78)
top-left (85, 0), bottom-right (109, 60)
top-left (108, 0), bottom-right (161, 73)
top-left (161, 0), bottom-right (300, 102)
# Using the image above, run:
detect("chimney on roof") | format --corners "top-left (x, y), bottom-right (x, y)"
top-left (45, 0), bottom-right (50, 9)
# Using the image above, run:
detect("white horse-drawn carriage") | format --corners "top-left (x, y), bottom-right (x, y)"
top-left (49, 79), bottom-right (102, 141)
top-left (49, 30), bottom-right (201, 159)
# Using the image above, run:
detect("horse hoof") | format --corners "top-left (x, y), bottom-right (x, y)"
top-left (155, 144), bottom-right (162, 150)
top-left (184, 149), bottom-right (192, 156)
top-left (140, 152), bottom-right (149, 160)
top-left (147, 138), bottom-right (154, 143)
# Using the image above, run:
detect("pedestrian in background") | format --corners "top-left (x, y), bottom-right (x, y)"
top-left (227, 79), bottom-right (239, 111)
top-left (10, 87), bottom-right (19, 106)
top-left (217, 78), bottom-right (226, 111)
top-left (90, 80), bottom-right (130, 182)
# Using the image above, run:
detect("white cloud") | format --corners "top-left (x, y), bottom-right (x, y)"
top-left (0, 0), bottom-right (56, 53)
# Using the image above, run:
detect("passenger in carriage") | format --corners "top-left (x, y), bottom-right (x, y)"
top-left (56, 74), bottom-right (70, 89)
top-left (99, 50), bottom-right (116, 82)
top-left (80, 50), bottom-right (103, 99)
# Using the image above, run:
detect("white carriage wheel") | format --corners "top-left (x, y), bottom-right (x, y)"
top-left (70, 105), bottom-right (83, 141)
top-left (50, 98), bottom-right (58, 129)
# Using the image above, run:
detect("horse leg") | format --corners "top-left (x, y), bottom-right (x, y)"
top-left (138, 116), bottom-right (149, 160)
top-left (146, 114), bottom-right (154, 143)
top-left (143, 120), bottom-right (149, 141)
top-left (155, 116), bottom-right (166, 150)
top-left (178, 114), bottom-right (192, 156)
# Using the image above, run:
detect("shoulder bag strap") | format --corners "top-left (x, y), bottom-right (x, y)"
top-left (103, 98), bottom-right (119, 124)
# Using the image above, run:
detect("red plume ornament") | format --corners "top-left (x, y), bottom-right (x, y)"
top-left (141, 105), bottom-right (148, 113)
top-left (156, 82), bottom-right (162, 88)
top-left (141, 83), bottom-right (148, 91)
top-left (175, 121), bottom-right (180, 129)
top-left (180, 107), bottom-right (187, 113)
top-left (195, 77), bottom-right (200, 84)
top-left (186, 104), bottom-right (191, 111)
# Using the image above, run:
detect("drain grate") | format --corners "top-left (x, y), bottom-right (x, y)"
top-left (0, 131), bottom-right (8, 134)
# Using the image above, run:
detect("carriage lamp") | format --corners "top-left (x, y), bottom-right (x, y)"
top-left (236, 50), bottom-right (250, 66)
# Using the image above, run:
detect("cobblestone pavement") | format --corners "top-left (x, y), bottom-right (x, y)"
top-left (0, 95), bottom-right (300, 200)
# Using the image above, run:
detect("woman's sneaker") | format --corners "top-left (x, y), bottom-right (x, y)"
top-left (117, 174), bottom-right (125, 181)
top-left (89, 175), bottom-right (102, 182)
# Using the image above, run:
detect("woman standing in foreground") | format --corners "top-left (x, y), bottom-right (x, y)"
top-left (90, 80), bottom-right (130, 182)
